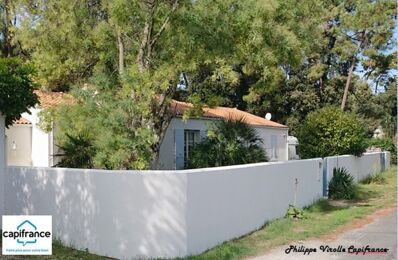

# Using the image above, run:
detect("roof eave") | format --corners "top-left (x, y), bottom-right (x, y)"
top-left (172, 115), bottom-right (288, 129)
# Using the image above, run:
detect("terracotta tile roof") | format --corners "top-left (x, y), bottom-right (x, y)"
top-left (26, 91), bottom-right (287, 128)
top-left (34, 90), bottom-right (74, 108)
top-left (171, 100), bottom-right (220, 118)
top-left (11, 90), bottom-right (71, 126)
top-left (14, 117), bottom-right (31, 125)
top-left (171, 100), bottom-right (288, 128)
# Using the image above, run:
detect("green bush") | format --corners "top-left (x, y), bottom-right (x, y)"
top-left (55, 133), bottom-right (95, 168)
top-left (297, 106), bottom-right (368, 158)
top-left (328, 167), bottom-right (356, 200)
top-left (0, 58), bottom-right (38, 127)
top-left (285, 205), bottom-right (306, 219)
top-left (368, 137), bottom-right (397, 165)
top-left (186, 119), bottom-right (267, 169)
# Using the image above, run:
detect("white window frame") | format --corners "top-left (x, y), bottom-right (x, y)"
top-left (184, 130), bottom-right (200, 166)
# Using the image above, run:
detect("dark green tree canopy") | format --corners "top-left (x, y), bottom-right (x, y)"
top-left (1, 0), bottom-right (395, 168)
top-left (0, 58), bottom-right (38, 127)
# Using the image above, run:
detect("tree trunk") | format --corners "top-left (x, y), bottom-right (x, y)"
top-left (3, 0), bottom-right (13, 57)
top-left (341, 30), bottom-right (368, 111)
top-left (116, 29), bottom-right (124, 75)
top-left (134, 0), bottom-right (180, 167)
top-left (149, 84), bottom-right (176, 166)
top-left (136, 21), bottom-right (149, 73)
top-left (136, 0), bottom-right (178, 73)
top-left (341, 55), bottom-right (356, 111)
top-left (136, 0), bottom-right (156, 73)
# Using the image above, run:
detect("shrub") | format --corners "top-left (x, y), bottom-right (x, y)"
top-left (285, 205), bottom-right (305, 219)
top-left (328, 167), bottom-right (356, 200)
top-left (297, 106), bottom-right (368, 158)
top-left (368, 137), bottom-right (397, 165)
top-left (55, 133), bottom-right (95, 168)
top-left (186, 119), bottom-right (267, 169)
top-left (0, 58), bottom-right (38, 127)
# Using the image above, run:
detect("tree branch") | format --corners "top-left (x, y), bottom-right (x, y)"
top-left (116, 28), bottom-right (125, 75)
top-left (150, 0), bottom-right (179, 48)
top-left (136, 0), bottom-right (157, 72)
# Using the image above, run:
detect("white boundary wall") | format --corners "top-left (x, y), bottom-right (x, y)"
top-left (184, 159), bottom-right (323, 255)
top-left (385, 151), bottom-right (391, 167)
top-left (5, 159), bottom-right (323, 259)
top-left (0, 114), bottom-right (5, 227)
top-left (2, 151), bottom-right (390, 259)
top-left (324, 152), bottom-right (391, 187)
top-left (5, 167), bottom-right (188, 259)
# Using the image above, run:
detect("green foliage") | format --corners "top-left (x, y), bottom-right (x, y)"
top-left (0, 57), bottom-right (38, 126)
top-left (328, 167), bottom-right (356, 200)
top-left (374, 83), bottom-right (397, 138)
top-left (55, 133), bottom-right (95, 169)
top-left (16, 0), bottom-right (114, 90)
top-left (297, 107), bottom-right (368, 158)
top-left (3, 0), bottom-right (396, 169)
top-left (285, 205), bottom-right (306, 219)
top-left (176, 0), bottom-right (326, 115)
top-left (361, 172), bottom-right (386, 185)
top-left (186, 119), bottom-right (267, 169)
top-left (52, 78), bottom-right (157, 170)
top-left (369, 138), bottom-right (397, 165)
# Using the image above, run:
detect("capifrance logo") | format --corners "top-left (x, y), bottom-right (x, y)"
top-left (2, 215), bottom-right (52, 255)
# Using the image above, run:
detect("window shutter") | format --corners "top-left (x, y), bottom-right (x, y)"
top-left (271, 135), bottom-right (277, 160)
top-left (175, 129), bottom-right (184, 170)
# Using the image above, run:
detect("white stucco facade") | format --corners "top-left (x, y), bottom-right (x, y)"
top-left (6, 124), bottom-right (32, 166)
top-left (5, 108), bottom-right (57, 167)
top-left (254, 125), bottom-right (289, 162)
top-left (156, 117), bottom-right (289, 170)
top-left (157, 118), bottom-right (211, 170)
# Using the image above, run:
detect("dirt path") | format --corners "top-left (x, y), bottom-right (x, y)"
top-left (248, 207), bottom-right (397, 260)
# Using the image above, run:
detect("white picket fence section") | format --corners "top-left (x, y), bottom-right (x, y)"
top-left (0, 114), bottom-right (392, 259)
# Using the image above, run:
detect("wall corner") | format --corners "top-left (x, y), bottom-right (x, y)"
top-left (0, 113), bottom-right (6, 226)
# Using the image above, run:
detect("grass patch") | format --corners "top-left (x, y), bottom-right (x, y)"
top-left (181, 166), bottom-right (396, 260)
top-left (361, 171), bottom-right (387, 185)
top-left (0, 167), bottom-right (395, 259)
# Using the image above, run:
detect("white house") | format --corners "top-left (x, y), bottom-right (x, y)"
top-left (5, 91), bottom-right (70, 167)
top-left (6, 91), bottom-right (289, 169)
top-left (158, 100), bottom-right (289, 169)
